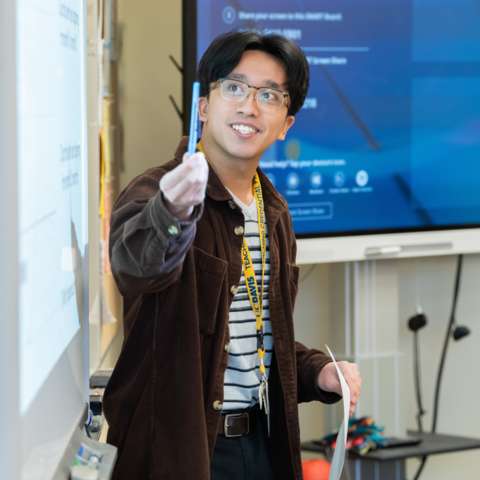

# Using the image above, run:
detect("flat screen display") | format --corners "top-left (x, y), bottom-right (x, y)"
top-left (195, 0), bottom-right (480, 237)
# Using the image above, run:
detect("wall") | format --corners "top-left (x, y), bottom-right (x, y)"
top-left (398, 254), bottom-right (480, 479)
top-left (295, 255), bottom-right (480, 478)
top-left (96, 0), bottom-right (184, 369)
top-left (117, 0), bottom-right (183, 192)
top-left (294, 264), bottom-right (332, 444)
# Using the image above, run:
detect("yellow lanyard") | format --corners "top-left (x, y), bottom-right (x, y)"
top-left (197, 141), bottom-right (267, 373)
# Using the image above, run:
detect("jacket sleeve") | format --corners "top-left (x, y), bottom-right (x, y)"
top-left (296, 342), bottom-right (342, 404)
top-left (109, 171), bottom-right (203, 296)
top-left (286, 211), bottom-right (342, 405)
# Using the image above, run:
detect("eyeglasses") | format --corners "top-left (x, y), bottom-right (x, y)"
top-left (209, 78), bottom-right (289, 112)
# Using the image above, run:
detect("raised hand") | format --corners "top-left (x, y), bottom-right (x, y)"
top-left (159, 151), bottom-right (209, 222)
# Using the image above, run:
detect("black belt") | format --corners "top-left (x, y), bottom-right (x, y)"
top-left (217, 407), bottom-right (258, 437)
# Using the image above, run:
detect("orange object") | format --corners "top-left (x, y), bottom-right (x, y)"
top-left (302, 459), bottom-right (331, 480)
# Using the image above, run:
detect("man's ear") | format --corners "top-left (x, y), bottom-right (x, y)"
top-left (199, 96), bottom-right (209, 123)
top-left (277, 115), bottom-right (295, 141)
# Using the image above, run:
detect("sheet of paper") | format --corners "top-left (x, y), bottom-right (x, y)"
top-left (325, 345), bottom-right (351, 480)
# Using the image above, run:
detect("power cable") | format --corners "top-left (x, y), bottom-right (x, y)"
top-left (412, 254), bottom-right (463, 480)
top-left (431, 254), bottom-right (463, 433)
top-left (413, 330), bottom-right (426, 433)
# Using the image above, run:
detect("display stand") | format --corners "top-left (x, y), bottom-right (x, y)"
top-left (325, 261), bottom-right (404, 439)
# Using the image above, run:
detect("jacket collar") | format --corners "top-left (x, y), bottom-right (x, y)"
top-left (174, 136), bottom-right (288, 212)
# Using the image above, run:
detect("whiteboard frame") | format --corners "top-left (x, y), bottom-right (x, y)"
top-left (296, 228), bottom-right (480, 265)
top-left (0, 0), bottom-right (20, 477)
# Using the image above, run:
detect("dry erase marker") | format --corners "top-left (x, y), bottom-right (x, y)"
top-left (188, 82), bottom-right (201, 156)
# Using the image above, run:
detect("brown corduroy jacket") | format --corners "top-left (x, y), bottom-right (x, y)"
top-left (103, 137), bottom-right (340, 480)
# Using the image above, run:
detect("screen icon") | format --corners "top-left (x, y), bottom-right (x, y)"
top-left (286, 172), bottom-right (300, 189)
top-left (333, 171), bottom-right (346, 188)
top-left (222, 6), bottom-right (236, 24)
top-left (310, 172), bottom-right (322, 188)
top-left (356, 170), bottom-right (369, 187)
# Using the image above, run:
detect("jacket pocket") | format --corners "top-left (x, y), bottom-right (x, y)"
top-left (288, 262), bottom-right (300, 311)
top-left (193, 246), bottom-right (228, 335)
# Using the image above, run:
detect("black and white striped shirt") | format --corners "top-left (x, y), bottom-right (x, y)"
top-left (222, 189), bottom-right (273, 411)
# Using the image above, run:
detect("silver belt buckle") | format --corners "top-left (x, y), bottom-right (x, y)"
top-left (224, 412), bottom-right (249, 438)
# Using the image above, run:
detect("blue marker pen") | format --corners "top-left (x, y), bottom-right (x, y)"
top-left (188, 82), bottom-right (201, 157)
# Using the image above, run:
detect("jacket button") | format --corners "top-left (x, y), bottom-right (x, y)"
top-left (224, 343), bottom-right (230, 353)
top-left (234, 226), bottom-right (244, 235)
top-left (168, 225), bottom-right (179, 235)
top-left (230, 285), bottom-right (239, 295)
top-left (213, 401), bottom-right (223, 410)
top-left (228, 200), bottom-right (236, 209)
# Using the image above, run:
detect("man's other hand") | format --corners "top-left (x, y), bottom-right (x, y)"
top-left (160, 151), bottom-right (209, 222)
top-left (317, 361), bottom-right (362, 416)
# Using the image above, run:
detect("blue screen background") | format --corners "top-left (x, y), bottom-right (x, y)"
top-left (196, 0), bottom-right (480, 236)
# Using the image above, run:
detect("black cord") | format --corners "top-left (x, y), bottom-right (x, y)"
top-left (413, 331), bottom-right (425, 433)
top-left (413, 457), bottom-right (427, 480)
top-left (412, 254), bottom-right (463, 480)
top-left (431, 254), bottom-right (463, 434)
top-left (299, 264), bottom-right (317, 283)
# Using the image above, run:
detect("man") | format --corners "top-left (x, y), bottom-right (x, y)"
top-left (104, 29), bottom-right (361, 480)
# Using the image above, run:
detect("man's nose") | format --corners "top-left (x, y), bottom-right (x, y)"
top-left (237, 89), bottom-right (260, 115)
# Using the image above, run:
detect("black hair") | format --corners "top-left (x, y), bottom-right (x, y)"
top-left (197, 29), bottom-right (309, 116)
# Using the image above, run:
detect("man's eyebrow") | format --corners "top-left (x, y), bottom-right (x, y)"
top-left (263, 79), bottom-right (282, 90)
top-left (228, 72), bottom-right (247, 81)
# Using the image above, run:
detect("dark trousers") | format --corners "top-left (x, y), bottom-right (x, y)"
top-left (210, 407), bottom-right (276, 480)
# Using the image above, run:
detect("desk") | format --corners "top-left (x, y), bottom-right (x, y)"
top-left (301, 430), bottom-right (480, 479)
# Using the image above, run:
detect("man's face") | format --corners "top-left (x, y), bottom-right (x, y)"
top-left (198, 50), bottom-right (295, 162)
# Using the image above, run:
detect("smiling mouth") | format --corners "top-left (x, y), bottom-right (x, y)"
top-left (230, 124), bottom-right (259, 134)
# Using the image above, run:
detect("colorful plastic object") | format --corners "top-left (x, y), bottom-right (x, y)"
top-left (317, 416), bottom-right (387, 456)
top-left (302, 459), bottom-right (331, 480)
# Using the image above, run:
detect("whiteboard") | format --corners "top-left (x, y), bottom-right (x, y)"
top-left (1, 0), bottom-right (89, 478)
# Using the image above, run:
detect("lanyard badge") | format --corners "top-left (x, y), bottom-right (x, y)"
top-left (197, 141), bottom-right (270, 436)
top-left (241, 174), bottom-right (270, 436)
